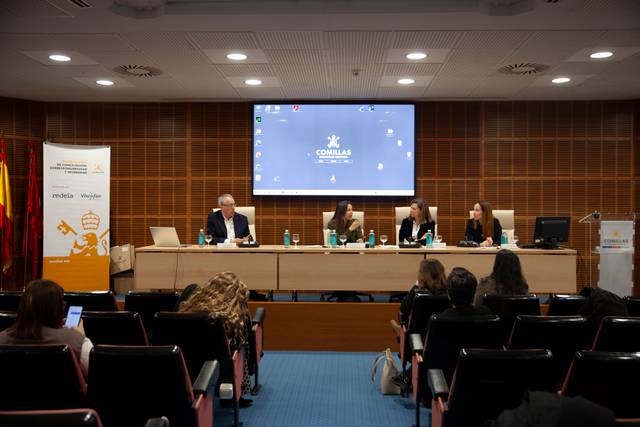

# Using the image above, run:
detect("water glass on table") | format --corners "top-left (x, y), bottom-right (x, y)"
top-left (339, 234), bottom-right (347, 247)
top-left (380, 234), bottom-right (388, 247)
top-left (204, 234), bottom-right (213, 246)
top-left (292, 233), bottom-right (300, 247)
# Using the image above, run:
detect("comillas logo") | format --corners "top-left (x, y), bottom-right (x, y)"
top-left (315, 133), bottom-right (352, 160)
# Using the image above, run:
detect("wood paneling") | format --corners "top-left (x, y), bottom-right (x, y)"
top-left (0, 97), bottom-right (638, 293)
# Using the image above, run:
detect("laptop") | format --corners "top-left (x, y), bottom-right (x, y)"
top-left (149, 227), bottom-right (189, 247)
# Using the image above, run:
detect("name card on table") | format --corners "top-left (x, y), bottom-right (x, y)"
top-left (501, 243), bottom-right (519, 250)
top-left (346, 243), bottom-right (367, 249)
top-left (216, 243), bottom-right (237, 249)
top-left (431, 242), bottom-right (446, 249)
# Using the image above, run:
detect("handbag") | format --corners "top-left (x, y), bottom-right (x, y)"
top-left (371, 348), bottom-right (401, 395)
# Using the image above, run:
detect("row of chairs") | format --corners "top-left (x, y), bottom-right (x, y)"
top-left (0, 409), bottom-right (169, 427)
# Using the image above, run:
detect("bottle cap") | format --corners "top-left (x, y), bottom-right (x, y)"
top-left (285, 229), bottom-right (289, 232)
top-left (199, 228), bottom-right (203, 231)
top-left (370, 230), bottom-right (374, 233)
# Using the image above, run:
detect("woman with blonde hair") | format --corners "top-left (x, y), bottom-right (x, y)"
top-left (179, 271), bottom-right (253, 406)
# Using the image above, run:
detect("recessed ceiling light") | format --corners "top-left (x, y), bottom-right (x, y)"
top-left (226, 53), bottom-right (247, 61)
top-left (96, 80), bottom-right (115, 86)
top-left (397, 78), bottom-right (415, 85)
top-left (245, 79), bottom-right (263, 86)
top-left (406, 52), bottom-right (427, 60)
top-left (589, 51), bottom-right (613, 59)
top-left (49, 54), bottom-right (71, 62)
top-left (551, 77), bottom-right (571, 84)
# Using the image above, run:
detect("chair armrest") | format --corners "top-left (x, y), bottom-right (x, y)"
top-left (252, 307), bottom-right (266, 325)
top-left (399, 312), bottom-right (407, 326)
top-left (193, 360), bottom-right (220, 396)
top-left (410, 333), bottom-right (424, 353)
top-left (144, 417), bottom-right (169, 427)
top-left (428, 369), bottom-right (449, 399)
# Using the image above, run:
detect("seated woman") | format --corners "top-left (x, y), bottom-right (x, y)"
top-left (465, 200), bottom-right (502, 247)
top-left (398, 198), bottom-right (436, 245)
top-left (178, 272), bottom-right (253, 406)
top-left (474, 249), bottom-right (529, 305)
top-left (0, 279), bottom-right (93, 377)
top-left (327, 200), bottom-right (363, 243)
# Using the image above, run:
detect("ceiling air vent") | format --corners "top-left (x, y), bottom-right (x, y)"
top-left (113, 65), bottom-right (163, 78)
top-left (498, 63), bottom-right (549, 75)
top-left (67, 0), bottom-right (93, 8)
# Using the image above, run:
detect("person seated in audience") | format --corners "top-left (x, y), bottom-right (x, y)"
top-left (465, 200), bottom-right (502, 246)
top-left (439, 267), bottom-right (492, 318)
top-left (207, 193), bottom-right (251, 244)
top-left (390, 259), bottom-right (447, 337)
top-left (178, 271), bottom-right (253, 407)
top-left (474, 249), bottom-right (529, 305)
top-left (173, 283), bottom-right (199, 311)
top-left (398, 197), bottom-right (436, 245)
top-left (0, 279), bottom-right (93, 377)
top-left (327, 200), bottom-right (363, 243)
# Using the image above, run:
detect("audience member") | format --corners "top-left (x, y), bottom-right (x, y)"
top-left (440, 267), bottom-right (492, 318)
top-left (474, 249), bottom-right (529, 305)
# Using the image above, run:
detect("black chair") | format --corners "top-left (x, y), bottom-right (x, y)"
top-left (562, 351), bottom-right (640, 419)
top-left (623, 296), bottom-right (640, 317)
top-left (410, 315), bottom-right (503, 418)
top-left (124, 292), bottom-right (179, 332)
top-left (0, 345), bottom-right (86, 410)
top-left (591, 316), bottom-right (640, 352)
top-left (248, 307), bottom-right (266, 395)
top-left (482, 294), bottom-right (540, 343)
top-left (88, 345), bottom-right (218, 427)
top-left (547, 294), bottom-right (587, 316)
top-left (428, 349), bottom-right (556, 427)
top-left (64, 292), bottom-right (117, 312)
top-left (508, 315), bottom-right (592, 385)
top-left (151, 313), bottom-right (244, 427)
top-left (82, 311), bottom-right (148, 345)
top-left (0, 409), bottom-right (104, 427)
top-left (0, 292), bottom-right (22, 311)
top-left (399, 293), bottom-right (450, 374)
top-left (0, 311), bottom-right (17, 332)
top-left (320, 290), bottom-right (374, 302)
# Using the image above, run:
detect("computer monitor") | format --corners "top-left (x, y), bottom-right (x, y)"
top-left (533, 217), bottom-right (570, 249)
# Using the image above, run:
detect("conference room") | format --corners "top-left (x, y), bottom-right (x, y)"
top-left (1, 1), bottom-right (640, 426)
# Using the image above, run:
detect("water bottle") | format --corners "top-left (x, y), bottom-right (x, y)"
top-left (330, 230), bottom-right (337, 247)
top-left (368, 230), bottom-right (375, 248)
top-left (425, 230), bottom-right (433, 247)
top-left (501, 231), bottom-right (508, 245)
top-left (283, 229), bottom-right (291, 248)
top-left (198, 229), bottom-right (205, 247)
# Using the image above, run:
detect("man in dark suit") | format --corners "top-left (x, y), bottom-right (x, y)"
top-left (207, 194), bottom-right (251, 244)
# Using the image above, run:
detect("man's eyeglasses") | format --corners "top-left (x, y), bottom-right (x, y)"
top-left (223, 203), bottom-right (236, 207)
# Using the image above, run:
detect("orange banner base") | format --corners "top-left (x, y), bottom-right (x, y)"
top-left (43, 255), bottom-right (109, 291)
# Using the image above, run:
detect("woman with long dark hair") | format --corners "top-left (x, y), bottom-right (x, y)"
top-left (398, 198), bottom-right (436, 245)
top-left (474, 249), bottom-right (529, 304)
top-left (465, 200), bottom-right (502, 246)
top-left (327, 200), bottom-right (363, 243)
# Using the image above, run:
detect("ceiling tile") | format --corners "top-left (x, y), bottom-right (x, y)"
top-left (455, 31), bottom-right (533, 50)
top-left (187, 31), bottom-right (260, 49)
top-left (390, 31), bottom-right (462, 49)
top-left (257, 31), bottom-right (325, 49)
top-left (324, 31), bottom-right (392, 50)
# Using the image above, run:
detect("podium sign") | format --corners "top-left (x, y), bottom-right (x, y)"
top-left (599, 221), bottom-right (634, 297)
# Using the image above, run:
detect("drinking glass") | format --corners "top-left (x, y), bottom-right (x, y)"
top-left (204, 234), bottom-right (213, 246)
top-left (339, 234), bottom-right (347, 247)
top-left (434, 234), bottom-right (442, 244)
top-left (380, 235), bottom-right (388, 246)
top-left (513, 235), bottom-right (519, 245)
top-left (292, 233), bottom-right (300, 248)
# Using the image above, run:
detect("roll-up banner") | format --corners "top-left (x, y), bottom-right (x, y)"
top-left (43, 142), bottom-right (111, 291)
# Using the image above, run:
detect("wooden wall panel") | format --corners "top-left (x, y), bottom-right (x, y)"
top-left (0, 97), bottom-right (638, 293)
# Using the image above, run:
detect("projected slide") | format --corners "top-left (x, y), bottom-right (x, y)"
top-left (252, 104), bottom-right (415, 196)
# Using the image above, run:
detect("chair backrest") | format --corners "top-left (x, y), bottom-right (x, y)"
top-left (151, 312), bottom-right (232, 382)
top-left (548, 294), bottom-right (588, 316)
top-left (562, 350), bottom-right (640, 418)
top-left (592, 316), bottom-right (640, 352)
top-left (124, 292), bottom-right (180, 332)
top-left (394, 206), bottom-right (438, 244)
top-left (0, 345), bottom-right (86, 410)
top-left (469, 209), bottom-right (515, 241)
top-left (88, 345), bottom-right (197, 427)
top-left (322, 211), bottom-right (364, 245)
top-left (407, 293), bottom-right (451, 335)
top-left (423, 315), bottom-right (503, 383)
top-left (0, 292), bottom-right (22, 311)
top-left (482, 294), bottom-right (540, 343)
top-left (82, 311), bottom-right (148, 346)
top-left (0, 409), bottom-right (103, 427)
top-left (508, 315), bottom-right (592, 385)
top-left (447, 349), bottom-right (555, 426)
top-left (0, 311), bottom-right (17, 332)
top-left (623, 296), bottom-right (640, 317)
top-left (64, 292), bottom-right (117, 312)
top-left (212, 206), bottom-right (256, 239)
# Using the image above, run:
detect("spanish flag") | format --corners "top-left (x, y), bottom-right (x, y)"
top-left (0, 139), bottom-right (13, 275)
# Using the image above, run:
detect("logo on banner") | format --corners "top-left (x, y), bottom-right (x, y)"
top-left (56, 210), bottom-right (110, 257)
top-left (315, 133), bottom-right (352, 163)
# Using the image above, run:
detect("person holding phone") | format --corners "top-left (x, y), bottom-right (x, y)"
top-left (0, 279), bottom-right (93, 377)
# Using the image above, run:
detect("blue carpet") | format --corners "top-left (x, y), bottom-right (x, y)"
top-left (214, 351), bottom-right (431, 427)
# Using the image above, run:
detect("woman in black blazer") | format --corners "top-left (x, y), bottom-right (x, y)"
top-left (465, 200), bottom-right (502, 246)
top-left (398, 198), bottom-right (436, 245)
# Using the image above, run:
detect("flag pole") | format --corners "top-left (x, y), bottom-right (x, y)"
top-left (23, 211), bottom-right (29, 290)
top-left (0, 226), bottom-right (4, 291)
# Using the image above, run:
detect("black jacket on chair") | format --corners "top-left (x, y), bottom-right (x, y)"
top-left (465, 218), bottom-right (502, 245)
top-left (206, 210), bottom-right (251, 244)
top-left (398, 218), bottom-right (436, 245)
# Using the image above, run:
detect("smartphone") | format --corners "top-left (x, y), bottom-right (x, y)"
top-left (64, 306), bottom-right (83, 328)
